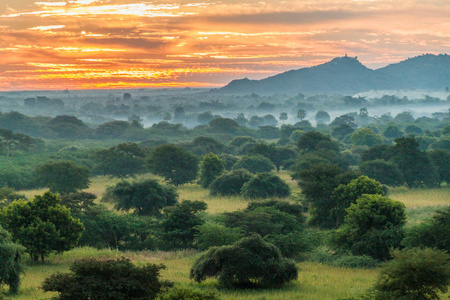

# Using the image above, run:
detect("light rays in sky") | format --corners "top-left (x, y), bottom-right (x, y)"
top-left (0, 0), bottom-right (450, 90)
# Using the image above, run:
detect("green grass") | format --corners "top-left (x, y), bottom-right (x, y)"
top-left (10, 172), bottom-right (450, 300)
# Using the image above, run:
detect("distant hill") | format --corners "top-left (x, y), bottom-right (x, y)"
top-left (219, 54), bottom-right (450, 94)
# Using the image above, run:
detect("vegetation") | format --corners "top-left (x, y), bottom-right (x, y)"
top-left (0, 226), bottom-right (25, 294)
top-left (36, 161), bottom-right (90, 195)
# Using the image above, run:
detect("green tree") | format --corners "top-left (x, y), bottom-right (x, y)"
top-left (350, 128), bottom-right (383, 147)
top-left (42, 257), bottom-right (169, 300)
top-left (190, 234), bottom-right (297, 288)
top-left (1, 192), bottom-right (84, 262)
top-left (359, 159), bottom-right (405, 187)
top-left (0, 226), bottom-right (25, 294)
top-left (209, 169), bottom-right (253, 196)
top-left (315, 110), bottom-right (330, 124)
top-left (159, 200), bottom-right (207, 250)
top-left (0, 129), bottom-right (37, 158)
top-left (36, 161), bottom-right (90, 195)
top-left (194, 223), bottom-right (243, 250)
top-left (208, 118), bottom-right (239, 133)
top-left (383, 125), bottom-right (404, 139)
top-left (95, 143), bottom-right (145, 178)
top-left (334, 194), bottom-right (406, 260)
top-left (331, 175), bottom-right (385, 227)
top-left (241, 172), bottom-right (290, 199)
top-left (373, 248), bottom-right (450, 300)
top-left (279, 112), bottom-right (288, 124)
top-left (148, 144), bottom-right (199, 186)
top-left (392, 137), bottom-right (438, 187)
top-left (111, 180), bottom-right (178, 216)
top-left (428, 149), bottom-right (450, 184)
top-left (198, 153), bottom-right (225, 188)
top-left (297, 131), bottom-right (339, 153)
top-left (297, 109), bottom-right (306, 121)
top-left (232, 155), bottom-right (274, 174)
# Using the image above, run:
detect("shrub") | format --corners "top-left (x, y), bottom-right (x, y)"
top-left (190, 234), bottom-right (298, 288)
top-left (264, 231), bottom-right (316, 259)
top-left (157, 286), bottom-right (219, 300)
top-left (232, 155), bottom-right (274, 174)
top-left (359, 159), bottom-right (405, 187)
top-left (373, 248), bottom-right (450, 300)
top-left (209, 169), bottom-right (253, 196)
top-left (198, 153), bottom-right (225, 188)
top-left (194, 223), bottom-right (243, 250)
top-left (334, 194), bottom-right (407, 260)
top-left (0, 226), bottom-right (25, 294)
top-left (241, 172), bottom-right (290, 199)
top-left (42, 257), bottom-right (170, 300)
top-left (111, 179), bottom-right (178, 216)
top-left (246, 200), bottom-right (305, 224)
top-left (403, 206), bottom-right (450, 252)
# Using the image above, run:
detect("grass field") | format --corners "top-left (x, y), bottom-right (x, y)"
top-left (6, 172), bottom-right (450, 299)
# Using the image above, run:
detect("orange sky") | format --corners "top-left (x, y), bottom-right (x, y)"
top-left (1, 0), bottom-right (450, 90)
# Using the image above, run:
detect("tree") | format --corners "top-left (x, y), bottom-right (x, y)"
top-left (159, 200), bottom-right (207, 249)
top-left (198, 153), bottom-right (225, 188)
top-left (392, 137), bottom-right (438, 187)
top-left (297, 109), bottom-right (306, 121)
top-left (315, 110), bottom-right (330, 124)
top-left (279, 112), bottom-right (288, 124)
top-left (208, 118), bottom-right (239, 133)
top-left (330, 175), bottom-right (385, 227)
top-left (0, 129), bottom-right (36, 158)
top-left (197, 111), bottom-right (214, 125)
top-left (111, 180), bottom-right (178, 216)
top-left (297, 131), bottom-right (339, 153)
top-left (241, 172), bottom-right (290, 199)
top-left (232, 155), bottom-right (274, 174)
top-left (373, 248), bottom-right (450, 300)
top-left (334, 194), bottom-right (406, 260)
top-left (359, 159), bottom-right (405, 187)
top-left (46, 115), bottom-right (90, 139)
top-left (42, 257), bottom-right (169, 300)
top-left (148, 144), bottom-right (199, 186)
top-left (209, 169), bottom-right (253, 196)
top-left (350, 128), bottom-right (383, 147)
top-left (190, 234), bottom-right (297, 288)
top-left (36, 161), bottom-right (90, 195)
top-left (428, 149), bottom-right (450, 184)
top-left (383, 125), bottom-right (404, 139)
top-left (194, 223), bottom-right (243, 250)
top-left (0, 226), bottom-right (25, 294)
top-left (95, 143), bottom-right (146, 178)
top-left (1, 192), bottom-right (84, 262)
top-left (331, 123), bottom-right (355, 140)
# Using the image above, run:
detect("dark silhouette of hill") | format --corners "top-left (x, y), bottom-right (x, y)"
top-left (220, 54), bottom-right (450, 94)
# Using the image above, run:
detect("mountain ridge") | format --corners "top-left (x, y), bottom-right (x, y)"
top-left (220, 54), bottom-right (450, 94)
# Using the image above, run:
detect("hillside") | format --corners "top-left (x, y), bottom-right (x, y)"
top-left (220, 54), bottom-right (450, 94)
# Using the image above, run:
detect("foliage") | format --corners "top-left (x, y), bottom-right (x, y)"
top-left (246, 200), bottom-right (305, 224)
top-left (208, 118), bottom-right (240, 133)
top-left (331, 175), bottom-right (386, 227)
top-left (0, 187), bottom-right (25, 209)
top-left (350, 128), bottom-right (383, 147)
top-left (334, 194), bottom-right (407, 260)
top-left (194, 223), bottom-right (243, 250)
top-left (157, 286), bottom-right (219, 300)
top-left (392, 137), bottom-right (438, 187)
top-left (209, 169), bottom-right (253, 196)
top-left (0, 226), bottom-right (25, 294)
top-left (60, 192), bottom-right (96, 215)
top-left (403, 206), bottom-right (450, 252)
top-left (1, 192), bottom-right (84, 262)
top-left (309, 247), bottom-right (381, 269)
top-left (222, 206), bottom-right (302, 237)
top-left (198, 153), bottom-right (225, 188)
top-left (190, 234), bottom-right (298, 288)
top-left (428, 149), bottom-right (450, 184)
top-left (297, 131), bottom-right (339, 153)
top-left (111, 179), bottom-right (178, 216)
top-left (373, 248), bottom-right (450, 300)
top-left (359, 159), bottom-right (405, 187)
top-left (264, 231), bottom-right (316, 259)
top-left (94, 143), bottom-right (145, 178)
top-left (232, 154), bottom-right (274, 174)
top-left (148, 144), bottom-right (199, 186)
top-left (159, 200), bottom-right (207, 250)
top-left (241, 172), bottom-right (290, 199)
top-left (36, 161), bottom-right (90, 195)
top-left (42, 257), bottom-right (170, 300)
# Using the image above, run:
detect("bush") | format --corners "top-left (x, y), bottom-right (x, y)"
top-left (246, 200), bottom-right (305, 224)
top-left (198, 153), bottom-right (225, 188)
top-left (403, 206), bottom-right (450, 252)
top-left (158, 286), bottom-right (219, 300)
top-left (373, 248), bottom-right (450, 300)
top-left (232, 155), bottom-right (275, 174)
top-left (194, 223), bottom-right (243, 250)
top-left (309, 247), bottom-right (381, 269)
top-left (241, 172), bottom-right (290, 199)
top-left (334, 194), bottom-right (407, 260)
top-left (111, 179), bottom-right (178, 216)
top-left (0, 226), bottom-right (25, 294)
top-left (209, 169), bottom-right (253, 196)
top-left (264, 231), bottom-right (316, 259)
top-left (359, 159), bottom-right (404, 187)
top-left (190, 234), bottom-right (298, 288)
top-left (42, 257), bottom-right (170, 300)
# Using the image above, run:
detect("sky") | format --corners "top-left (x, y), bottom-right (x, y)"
top-left (1, 0), bottom-right (450, 90)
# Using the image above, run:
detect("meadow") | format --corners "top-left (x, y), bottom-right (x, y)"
top-left (7, 172), bottom-right (450, 300)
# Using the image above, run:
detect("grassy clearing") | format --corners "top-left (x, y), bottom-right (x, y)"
top-left (11, 172), bottom-right (450, 300)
